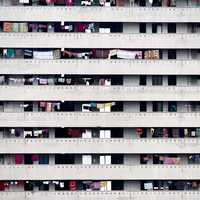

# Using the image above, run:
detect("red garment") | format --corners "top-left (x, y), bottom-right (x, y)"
top-left (76, 23), bottom-right (87, 32)
top-left (68, 129), bottom-right (81, 137)
top-left (69, 181), bottom-right (77, 191)
top-left (31, 154), bottom-right (39, 162)
top-left (15, 155), bottom-right (23, 164)
top-left (0, 182), bottom-right (5, 191)
top-left (136, 128), bottom-right (143, 136)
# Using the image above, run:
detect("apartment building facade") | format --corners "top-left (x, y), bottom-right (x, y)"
top-left (0, 0), bottom-right (200, 199)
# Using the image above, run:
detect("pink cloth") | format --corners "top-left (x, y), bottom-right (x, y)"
top-left (163, 157), bottom-right (174, 164)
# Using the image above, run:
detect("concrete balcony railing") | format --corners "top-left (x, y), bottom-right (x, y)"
top-left (0, 86), bottom-right (200, 101)
top-left (0, 138), bottom-right (200, 154)
top-left (0, 7), bottom-right (200, 22)
top-left (0, 33), bottom-right (200, 49)
top-left (0, 191), bottom-right (200, 200)
top-left (0, 59), bottom-right (200, 75)
top-left (0, 112), bottom-right (199, 127)
top-left (0, 165), bottom-right (200, 180)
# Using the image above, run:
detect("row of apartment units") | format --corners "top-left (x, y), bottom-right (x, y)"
top-left (1, 0), bottom-right (200, 200)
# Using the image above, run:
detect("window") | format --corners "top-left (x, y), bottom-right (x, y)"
top-left (139, 23), bottom-right (146, 33)
top-left (153, 102), bottom-right (163, 112)
top-left (55, 154), bottom-right (75, 164)
top-left (111, 154), bottom-right (124, 164)
top-left (152, 23), bottom-right (162, 33)
top-left (168, 102), bottom-right (177, 112)
top-left (168, 50), bottom-right (176, 59)
top-left (139, 0), bottom-right (146, 7)
top-left (152, 0), bottom-right (162, 7)
top-left (139, 75), bottom-right (147, 86)
top-left (168, 23), bottom-right (176, 33)
top-left (24, 101), bottom-right (33, 112)
top-left (140, 102), bottom-right (147, 112)
top-left (168, 75), bottom-right (177, 86)
top-left (112, 181), bottom-right (124, 190)
top-left (152, 75), bottom-right (163, 85)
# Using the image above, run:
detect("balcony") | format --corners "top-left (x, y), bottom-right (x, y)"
top-left (0, 59), bottom-right (200, 75)
top-left (0, 33), bottom-right (200, 49)
top-left (0, 86), bottom-right (200, 101)
top-left (0, 191), bottom-right (200, 200)
top-left (0, 165), bottom-right (200, 180)
top-left (0, 138), bottom-right (199, 154)
top-left (0, 112), bottom-right (199, 127)
top-left (0, 7), bottom-right (200, 23)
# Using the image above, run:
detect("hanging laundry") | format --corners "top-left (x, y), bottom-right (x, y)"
top-left (15, 154), bottom-right (23, 164)
top-left (19, 23), bottom-right (28, 32)
top-left (53, 49), bottom-right (61, 59)
top-left (24, 49), bottom-right (33, 59)
top-left (65, 0), bottom-right (73, 6)
top-left (0, 182), bottom-right (5, 191)
top-left (68, 128), bottom-right (81, 137)
top-left (31, 154), bottom-right (39, 162)
top-left (69, 181), bottom-right (77, 191)
top-left (46, 0), bottom-right (57, 4)
top-left (46, 102), bottom-right (52, 112)
top-left (39, 78), bottom-right (48, 85)
top-left (3, 22), bottom-right (12, 32)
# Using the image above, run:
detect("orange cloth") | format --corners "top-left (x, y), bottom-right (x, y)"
top-left (3, 22), bottom-right (12, 32)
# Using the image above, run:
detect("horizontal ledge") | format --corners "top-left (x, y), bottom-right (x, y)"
top-left (0, 59), bottom-right (200, 75)
top-left (0, 7), bottom-right (200, 22)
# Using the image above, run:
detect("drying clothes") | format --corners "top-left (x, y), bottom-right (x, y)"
top-left (46, 0), bottom-right (57, 4)
top-left (68, 129), bottom-right (81, 137)
top-left (15, 49), bottom-right (24, 58)
top-left (39, 78), bottom-right (48, 85)
top-left (46, 102), bottom-right (52, 112)
top-left (162, 128), bottom-right (168, 137)
top-left (33, 51), bottom-right (54, 59)
top-left (40, 101), bottom-right (46, 108)
top-left (31, 154), bottom-right (39, 162)
top-left (15, 154), bottom-right (23, 164)
top-left (3, 22), bottom-right (12, 32)
top-left (75, 23), bottom-right (88, 32)
top-left (90, 182), bottom-right (100, 190)
top-left (0, 182), bottom-right (5, 191)
top-left (66, 78), bottom-right (72, 84)
top-left (69, 181), bottom-right (77, 191)
top-left (53, 103), bottom-right (61, 111)
top-left (144, 182), bottom-right (153, 190)
top-left (60, 182), bottom-right (65, 188)
top-left (33, 130), bottom-right (42, 137)
top-left (57, 77), bottom-right (65, 84)
top-left (24, 49), bottom-right (33, 59)
top-left (0, 76), bottom-right (5, 84)
top-left (53, 50), bottom-right (61, 59)
top-left (65, 0), bottom-right (73, 6)
top-left (99, 79), bottom-right (105, 86)
top-left (136, 128), bottom-right (143, 136)
top-left (19, 23), bottom-right (28, 32)
top-left (4, 49), bottom-right (15, 58)
top-left (12, 23), bottom-right (19, 32)
top-left (39, 155), bottom-right (49, 164)
top-left (144, 50), bottom-right (160, 59)
top-left (24, 131), bottom-right (33, 138)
